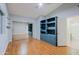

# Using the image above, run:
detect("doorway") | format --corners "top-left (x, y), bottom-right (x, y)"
top-left (67, 16), bottom-right (79, 54)
top-left (28, 24), bottom-right (33, 37)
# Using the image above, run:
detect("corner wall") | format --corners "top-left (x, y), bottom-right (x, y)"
top-left (0, 3), bottom-right (11, 54)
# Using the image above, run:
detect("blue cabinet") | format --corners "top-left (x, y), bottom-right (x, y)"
top-left (40, 17), bottom-right (57, 46)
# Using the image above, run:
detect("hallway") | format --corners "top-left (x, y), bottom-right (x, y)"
top-left (5, 37), bottom-right (69, 55)
top-left (0, 3), bottom-right (79, 55)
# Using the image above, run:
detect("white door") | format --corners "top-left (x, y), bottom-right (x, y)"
top-left (68, 16), bottom-right (79, 54)
top-left (71, 24), bottom-right (79, 48)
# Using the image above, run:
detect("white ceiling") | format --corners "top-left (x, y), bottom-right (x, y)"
top-left (7, 3), bottom-right (62, 19)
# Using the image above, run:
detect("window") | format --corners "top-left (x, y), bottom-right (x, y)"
top-left (0, 9), bottom-right (4, 34)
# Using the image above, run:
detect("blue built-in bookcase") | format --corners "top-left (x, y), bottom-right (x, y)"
top-left (40, 16), bottom-right (57, 46)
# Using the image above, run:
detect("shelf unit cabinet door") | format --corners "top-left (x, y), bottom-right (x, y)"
top-left (40, 34), bottom-right (46, 41)
top-left (47, 35), bottom-right (57, 46)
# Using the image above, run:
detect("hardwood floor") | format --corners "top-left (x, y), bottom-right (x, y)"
top-left (5, 37), bottom-right (69, 55)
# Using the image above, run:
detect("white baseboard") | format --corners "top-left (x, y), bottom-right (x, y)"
top-left (0, 38), bottom-right (12, 55)
top-left (13, 34), bottom-right (28, 40)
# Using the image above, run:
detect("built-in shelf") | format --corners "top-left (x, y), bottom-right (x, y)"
top-left (40, 17), bottom-right (57, 46)
top-left (40, 24), bottom-right (46, 30)
top-left (47, 23), bottom-right (55, 27)
top-left (47, 27), bottom-right (55, 29)
top-left (41, 31), bottom-right (46, 34)
top-left (47, 29), bottom-right (56, 35)
top-left (41, 30), bottom-right (46, 31)
top-left (41, 20), bottom-right (46, 23)
top-left (47, 17), bottom-right (55, 22)
top-left (47, 21), bottom-right (56, 23)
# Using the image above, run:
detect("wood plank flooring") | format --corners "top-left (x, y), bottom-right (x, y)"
top-left (5, 37), bottom-right (69, 55)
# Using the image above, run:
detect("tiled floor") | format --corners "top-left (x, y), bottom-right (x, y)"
top-left (5, 37), bottom-right (69, 55)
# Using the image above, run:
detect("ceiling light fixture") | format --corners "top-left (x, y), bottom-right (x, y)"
top-left (38, 3), bottom-right (43, 8)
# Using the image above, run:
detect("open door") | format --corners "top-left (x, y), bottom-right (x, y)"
top-left (68, 16), bottom-right (79, 54)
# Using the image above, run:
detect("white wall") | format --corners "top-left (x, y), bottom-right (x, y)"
top-left (13, 22), bottom-right (28, 37)
top-left (57, 18), bottom-right (67, 46)
top-left (0, 3), bottom-right (11, 54)
top-left (33, 16), bottom-right (46, 40)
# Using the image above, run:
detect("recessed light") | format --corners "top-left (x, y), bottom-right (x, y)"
top-left (38, 3), bottom-right (43, 8)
